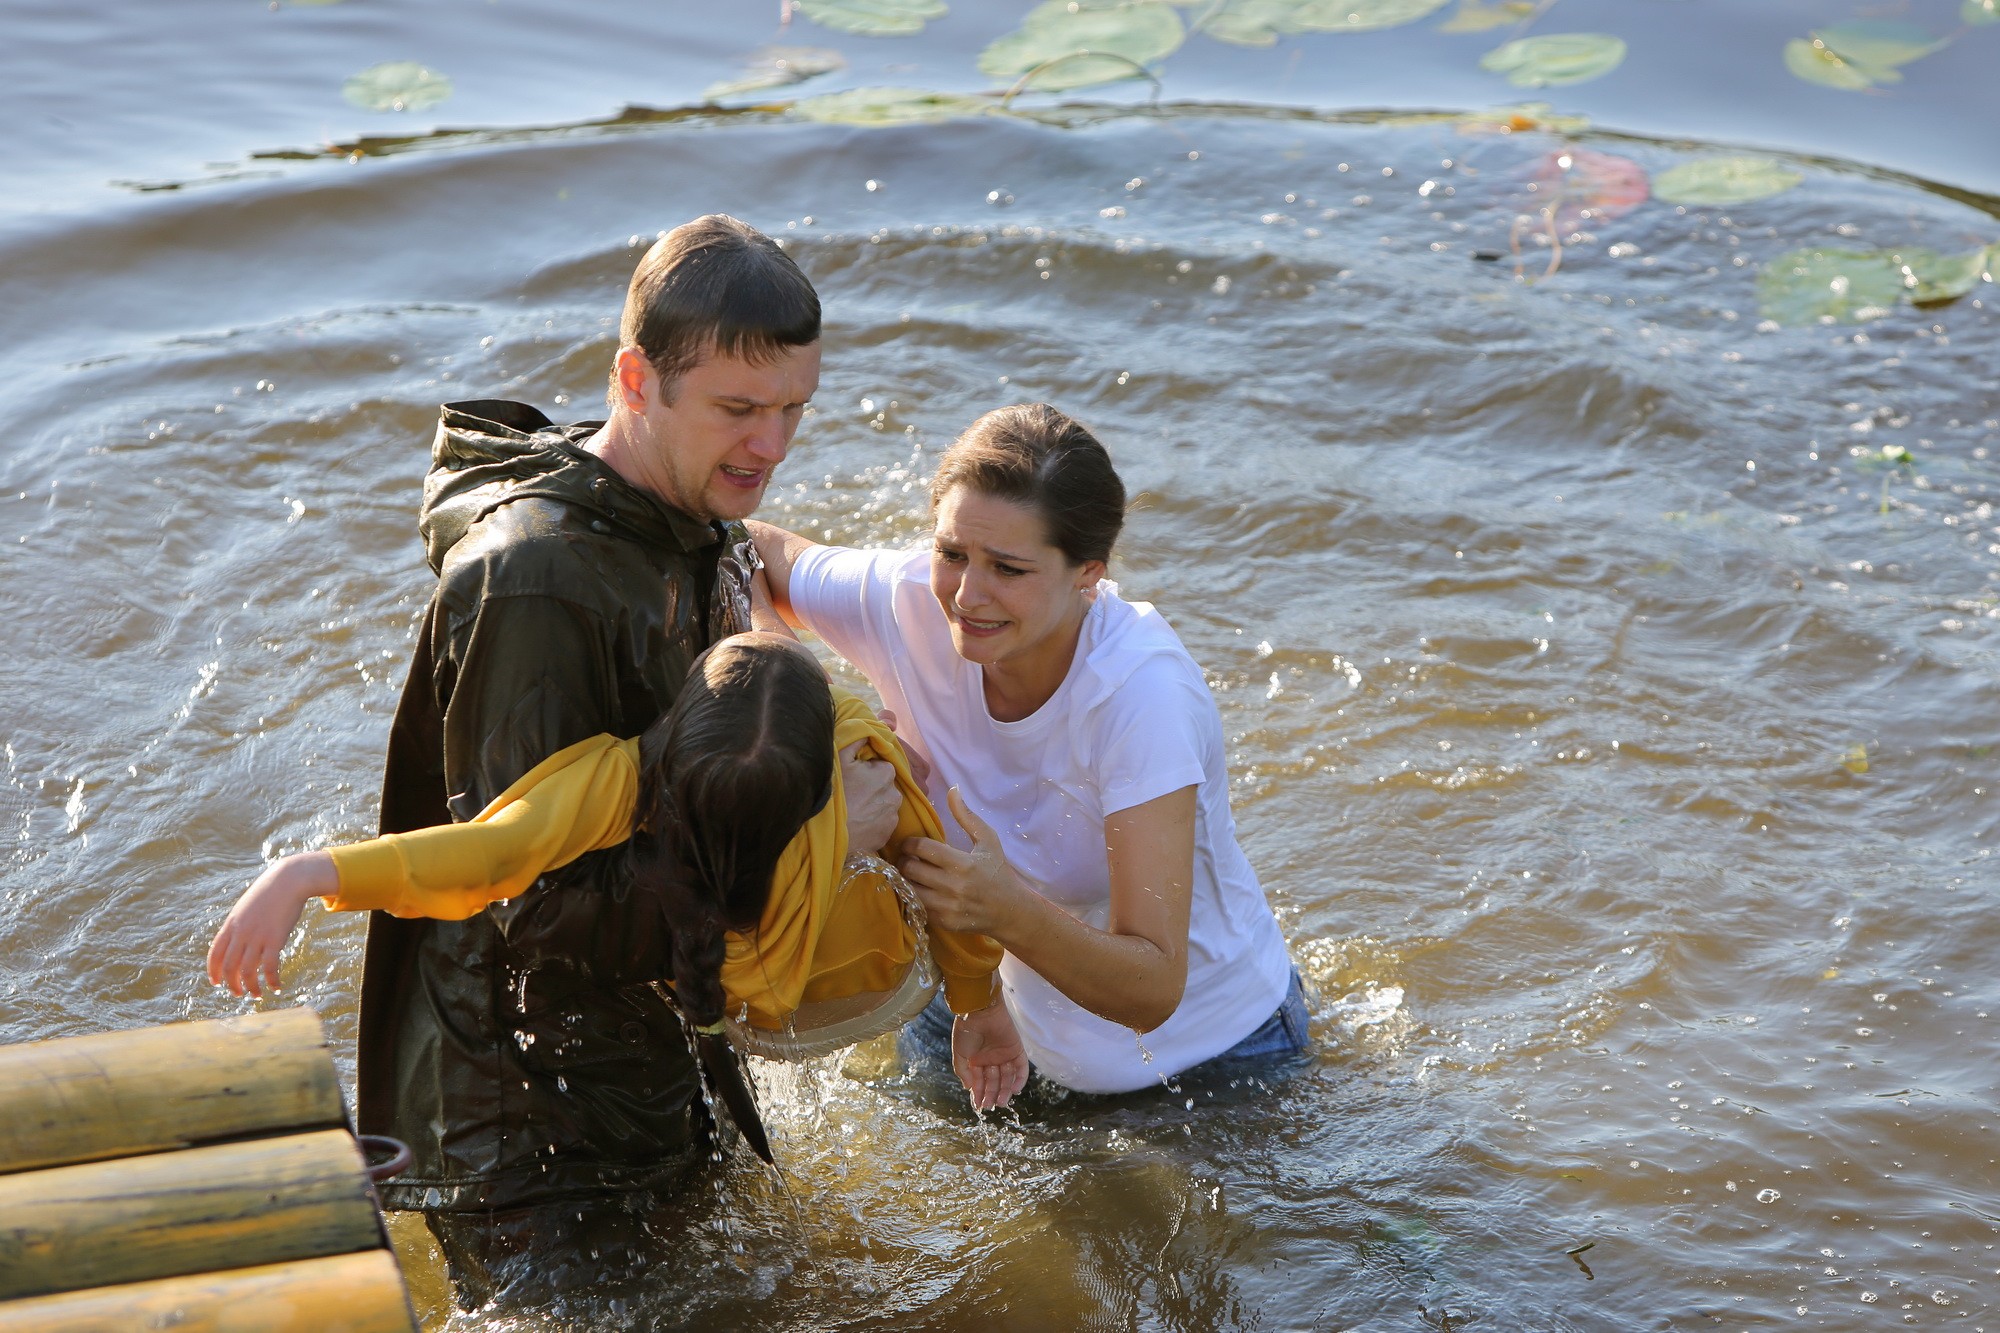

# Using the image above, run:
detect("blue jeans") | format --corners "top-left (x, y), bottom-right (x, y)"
top-left (897, 968), bottom-right (1311, 1084)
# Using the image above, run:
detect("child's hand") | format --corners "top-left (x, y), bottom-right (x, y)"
top-left (952, 999), bottom-right (1029, 1111)
top-left (206, 852), bottom-right (337, 999)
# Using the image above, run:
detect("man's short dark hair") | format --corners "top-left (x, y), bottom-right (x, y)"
top-left (611, 214), bottom-right (821, 405)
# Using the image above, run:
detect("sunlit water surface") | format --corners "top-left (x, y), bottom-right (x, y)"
top-left (3, 16), bottom-right (2000, 1333)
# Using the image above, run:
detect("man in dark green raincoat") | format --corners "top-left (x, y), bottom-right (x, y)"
top-left (356, 215), bottom-right (830, 1303)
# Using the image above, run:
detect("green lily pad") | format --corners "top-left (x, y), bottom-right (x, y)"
top-left (979, 1), bottom-right (1185, 92)
top-left (1967, 0), bottom-right (1999, 25)
top-left (1889, 246), bottom-right (1994, 305)
top-left (1189, 0), bottom-right (1296, 46)
top-left (1282, 0), bottom-right (1451, 33)
top-left (1480, 33), bottom-right (1626, 87)
top-left (1757, 248), bottom-right (1906, 325)
top-left (1816, 20), bottom-right (1947, 69)
top-left (1782, 37), bottom-right (1882, 90)
top-left (1652, 157), bottom-right (1804, 207)
top-left (791, 86), bottom-right (993, 126)
top-left (1438, 0), bottom-right (1535, 33)
top-left (342, 62), bottom-right (453, 113)
top-left (703, 47), bottom-right (846, 101)
top-left (794, 0), bottom-right (946, 37)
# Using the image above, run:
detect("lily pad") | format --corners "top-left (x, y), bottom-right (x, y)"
top-left (1480, 33), bottom-right (1626, 87)
top-left (794, 0), bottom-right (946, 37)
top-left (1527, 148), bottom-right (1648, 232)
top-left (1652, 157), bottom-right (1804, 207)
top-left (1282, 0), bottom-right (1452, 33)
top-left (979, 1), bottom-right (1185, 92)
top-left (1189, 0), bottom-right (1297, 46)
top-left (703, 46), bottom-right (846, 101)
top-left (1782, 38), bottom-right (1880, 90)
top-left (1967, 0), bottom-right (1999, 25)
top-left (1438, 0), bottom-right (1535, 34)
top-left (1756, 248), bottom-right (1906, 325)
top-left (1784, 21), bottom-right (1945, 89)
top-left (791, 86), bottom-right (993, 126)
top-left (1816, 20), bottom-right (1947, 70)
top-left (342, 62), bottom-right (453, 113)
top-left (1889, 246), bottom-right (1994, 305)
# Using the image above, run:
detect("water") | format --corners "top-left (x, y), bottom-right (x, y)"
top-left (4, 2), bottom-right (1998, 1329)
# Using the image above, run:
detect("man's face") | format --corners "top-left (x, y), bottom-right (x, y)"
top-left (630, 342), bottom-right (821, 522)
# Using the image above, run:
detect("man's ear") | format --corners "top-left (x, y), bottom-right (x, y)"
top-left (613, 347), bottom-right (655, 413)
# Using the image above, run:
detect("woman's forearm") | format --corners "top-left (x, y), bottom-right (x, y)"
top-left (989, 886), bottom-right (1187, 1033)
top-left (744, 519), bottom-right (819, 626)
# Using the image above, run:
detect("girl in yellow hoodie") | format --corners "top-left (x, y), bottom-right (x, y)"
top-left (207, 634), bottom-right (1021, 1114)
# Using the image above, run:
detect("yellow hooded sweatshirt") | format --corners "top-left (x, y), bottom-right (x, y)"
top-left (323, 690), bottom-right (1001, 1026)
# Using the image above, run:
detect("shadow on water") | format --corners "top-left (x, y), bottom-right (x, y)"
top-left (3, 28), bottom-right (1999, 1333)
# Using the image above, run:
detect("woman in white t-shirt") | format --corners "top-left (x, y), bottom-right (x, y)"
top-left (751, 403), bottom-right (1304, 1105)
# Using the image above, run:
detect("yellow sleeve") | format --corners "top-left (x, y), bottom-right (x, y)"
top-left (322, 735), bottom-right (641, 920)
top-left (835, 692), bottom-right (1003, 1015)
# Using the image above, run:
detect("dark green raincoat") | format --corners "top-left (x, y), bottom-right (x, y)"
top-left (356, 400), bottom-right (753, 1212)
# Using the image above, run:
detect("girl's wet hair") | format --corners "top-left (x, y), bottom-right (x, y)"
top-left (928, 402), bottom-right (1127, 565)
top-left (626, 635), bottom-right (835, 1030)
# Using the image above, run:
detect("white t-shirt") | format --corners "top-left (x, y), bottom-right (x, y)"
top-left (790, 545), bottom-right (1293, 1093)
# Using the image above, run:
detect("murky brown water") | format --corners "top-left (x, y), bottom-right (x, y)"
top-left (4, 2), bottom-right (1999, 1329)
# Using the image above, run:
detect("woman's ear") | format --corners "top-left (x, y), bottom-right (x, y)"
top-left (1074, 558), bottom-right (1107, 590)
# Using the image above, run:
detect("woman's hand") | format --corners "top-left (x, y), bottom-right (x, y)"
top-left (898, 788), bottom-right (1031, 938)
top-left (206, 852), bottom-right (337, 999)
top-left (952, 999), bottom-right (1029, 1111)
top-left (839, 741), bottom-right (901, 855)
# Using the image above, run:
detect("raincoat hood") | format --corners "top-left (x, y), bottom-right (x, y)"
top-left (419, 399), bottom-right (718, 574)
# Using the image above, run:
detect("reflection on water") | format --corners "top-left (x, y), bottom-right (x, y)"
top-left (3, 42), bottom-right (1999, 1333)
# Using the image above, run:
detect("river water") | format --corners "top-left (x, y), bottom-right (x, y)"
top-left (3, 2), bottom-right (1997, 1329)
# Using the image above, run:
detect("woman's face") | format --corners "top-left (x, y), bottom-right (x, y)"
top-left (929, 485), bottom-right (1104, 670)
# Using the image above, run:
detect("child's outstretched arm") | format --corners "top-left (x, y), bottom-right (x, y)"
top-left (206, 852), bottom-right (337, 999)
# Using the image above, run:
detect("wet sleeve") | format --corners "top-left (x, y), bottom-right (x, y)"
top-left (1092, 662), bottom-right (1210, 817)
top-left (438, 590), bottom-right (622, 817)
top-left (432, 582), bottom-right (680, 986)
top-left (788, 545), bottom-right (904, 686)
top-left (323, 736), bottom-right (639, 920)
top-left (839, 693), bottom-right (1003, 1014)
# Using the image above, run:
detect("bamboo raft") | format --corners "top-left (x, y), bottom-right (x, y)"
top-left (0, 1007), bottom-right (419, 1332)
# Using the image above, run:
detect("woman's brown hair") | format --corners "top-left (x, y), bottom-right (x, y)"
top-left (927, 402), bottom-right (1126, 565)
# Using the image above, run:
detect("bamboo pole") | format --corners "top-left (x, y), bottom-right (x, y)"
top-left (0, 1008), bottom-right (343, 1175)
top-left (0, 1251), bottom-right (416, 1333)
top-left (0, 1129), bottom-right (384, 1302)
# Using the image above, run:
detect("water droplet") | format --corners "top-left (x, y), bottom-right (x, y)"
top-left (1757, 1188), bottom-right (1782, 1203)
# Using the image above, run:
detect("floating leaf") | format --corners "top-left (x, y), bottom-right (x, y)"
top-left (1652, 157), bottom-right (1804, 207)
top-left (1190, 0), bottom-right (1296, 46)
top-left (794, 0), bottom-right (946, 37)
top-left (1782, 38), bottom-right (1884, 90)
top-left (980, 1), bottom-right (1185, 92)
top-left (791, 86), bottom-right (992, 126)
top-left (1454, 102), bottom-right (1591, 135)
top-left (703, 47), bottom-right (847, 101)
top-left (343, 62), bottom-right (453, 113)
top-left (1967, 0), bottom-right (2000, 25)
top-left (1438, 0), bottom-right (1535, 33)
top-left (1890, 246), bottom-right (1994, 305)
top-left (1480, 33), bottom-right (1626, 87)
top-left (1817, 21), bottom-right (1947, 70)
top-left (1757, 248), bottom-right (1905, 325)
top-left (1842, 744), bottom-right (1869, 775)
top-left (1526, 148), bottom-right (1647, 232)
top-left (1283, 0), bottom-right (1451, 31)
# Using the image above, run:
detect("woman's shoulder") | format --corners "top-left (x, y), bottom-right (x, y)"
top-left (1074, 589), bottom-right (1214, 718)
